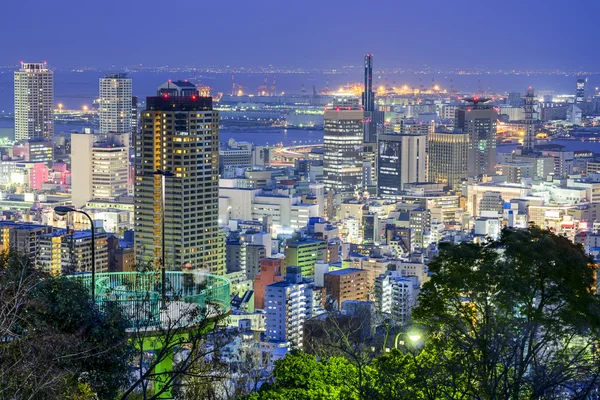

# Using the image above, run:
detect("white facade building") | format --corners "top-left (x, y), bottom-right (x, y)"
top-left (374, 273), bottom-right (420, 326)
top-left (265, 267), bottom-right (313, 348)
top-left (14, 62), bottom-right (54, 141)
top-left (71, 133), bottom-right (129, 208)
top-left (99, 73), bottom-right (132, 135)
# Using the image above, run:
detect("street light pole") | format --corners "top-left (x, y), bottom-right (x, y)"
top-left (54, 206), bottom-right (96, 305)
top-left (154, 169), bottom-right (174, 309)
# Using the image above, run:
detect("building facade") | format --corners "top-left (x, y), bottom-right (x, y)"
top-left (71, 132), bottom-right (129, 208)
top-left (428, 131), bottom-right (469, 190)
top-left (134, 82), bottom-right (225, 274)
top-left (456, 99), bottom-right (498, 177)
top-left (99, 73), bottom-right (133, 135)
top-left (377, 133), bottom-right (427, 197)
top-left (14, 62), bottom-right (54, 142)
top-left (265, 267), bottom-right (313, 347)
top-left (323, 94), bottom-right (364, 193)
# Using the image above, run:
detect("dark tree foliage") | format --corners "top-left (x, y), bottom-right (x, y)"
top-left (251, 228), bottom-right (600, 400)
top-left (413, 227), bottom-right (600, 399)
top-left (0, 251), bottom-right (132, 399)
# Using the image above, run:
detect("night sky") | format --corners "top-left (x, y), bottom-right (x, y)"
top-left (1, 0), bottom-right (599, 69)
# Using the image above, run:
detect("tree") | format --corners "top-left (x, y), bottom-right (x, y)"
top-left (0, 250), bottom-right (132, 399)
top-left (248, 352), bottom-right (360, 400)
top-left (413, 227), bottom-right (600, 399)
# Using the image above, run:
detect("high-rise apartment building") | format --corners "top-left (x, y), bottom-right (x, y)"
top-left (323, 94), bottom-right (364, 193)
top-left (14, 62), bottom-right (54, 142)
top-left (377, 133), bottom-right (427, 197)
top-left (99, 73), bottom-right (133, 135)
top-left (456, 99), bottom-right (498, 177)
top-left (265, 266), bottom-right (313, 347)
top-left (134, 81), bottom-right (224, 274)
top-left (428, 130), bottom-right (469, 190)
top-left (71, 132), bottom-right (129, 208)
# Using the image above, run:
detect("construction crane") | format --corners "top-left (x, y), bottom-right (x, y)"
top-left (320, 77), bottom-right (330, 95)
top-left (258, 75), bottom-right (268, 96)
top-left (231, 74), bottom-right (243, 96)
top-left (269, 76), bottom-right (277, 96)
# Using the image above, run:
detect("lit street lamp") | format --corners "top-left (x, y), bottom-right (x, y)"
top-left (54, 206), bottom-right (96, 304)
top-left (395, 329), bottom-right (422, 350)
top-left (154, 169), bottom-right (175, 309)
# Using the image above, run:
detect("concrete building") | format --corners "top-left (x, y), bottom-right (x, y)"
top-left (323, 94), bottom-right (364, 193)
top-left (323, 268), bottom-right (368, 311)
top-left (134, 82), bottom-right (224, 274)
top-left (377, 133), bottom-right (427, 197)
top-left (284, 238), bottom-right (327, 278)
top-left (254, 257), bottom-right (284, 309)
top-left (456, 99), bottom-right (498, 177)
top-left (14, 62), bottom-right (54, 142)
top-left (265, 266), bottom-right (313, 347)
top-left (0, 221), bottom-right (53, 259)
top-left (374, 273), bottom-right (419, 326)
top-left (71, 133), bottom-right (129, 208)
top-left (427, 131), bottom-right (469, 190)
top-left (99, 73), bottom-right (132, 135)
top-left (37, 228), bottom-right (108, 276)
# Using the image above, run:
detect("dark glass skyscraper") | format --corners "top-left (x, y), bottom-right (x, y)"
top-left (456, 98), bottom-right (498, 177)
top-left (362, 54), bottom-right (374, 112)
top-left (362, 53), bottom-right (380, 144)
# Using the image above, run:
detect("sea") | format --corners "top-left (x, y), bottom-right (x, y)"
top-left (2, 69), bottom-right (600, 150)
top-left (0, 70), bottom-right (599, 111)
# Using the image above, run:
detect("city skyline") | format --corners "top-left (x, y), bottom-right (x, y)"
top-left (1, 0), bottom-right (599, 70)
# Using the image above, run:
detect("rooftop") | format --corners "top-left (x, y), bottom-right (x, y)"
top-left (325, 268), bottom-right (365, 276)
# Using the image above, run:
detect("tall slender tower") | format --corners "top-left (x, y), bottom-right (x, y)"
top-left (523, 87), bottom-right (535, 154)
top-left (362, 54), bottom-right (377, 144)
top-left (135, 81), bottom-right (224, 274)
top-left (362, 54), bottom-right (374, 112)
top-left (14, 62), bottom-right (54, 141)
top-left (99, 73), bottom-right (132, 135)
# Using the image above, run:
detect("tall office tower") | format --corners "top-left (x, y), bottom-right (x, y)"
top-left (14, 62), bottom-right (54, 142)
top-left (523, 87), bottom-right (536, 153)
top-left (71, 132), bottom-right (129, 208)
top-left (377, 133), bottom-right (426, 197)
top-left (323, 94), bottom-right (364, 193)
top-left (135, 81), bottom-right (224, 274)
top-left (576, 76), bottom-right (587, 104)
top-left (428, 130), bottom-right (469, 190)
top-left (456, 98), bottom-right (498, 177)
top-left (99, 73), bottom-right (132, 135)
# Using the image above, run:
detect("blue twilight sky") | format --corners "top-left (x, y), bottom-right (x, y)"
top-left (1, 0), bottom-right (599, 70)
